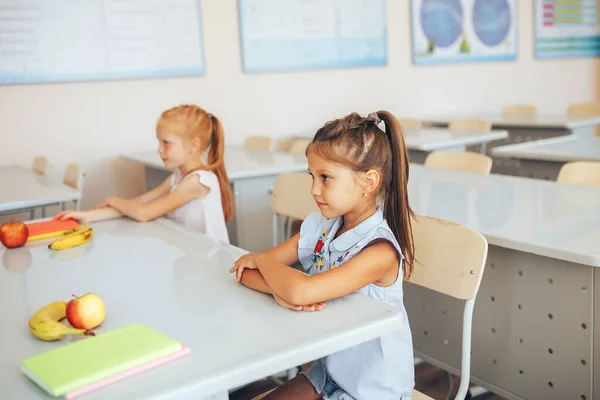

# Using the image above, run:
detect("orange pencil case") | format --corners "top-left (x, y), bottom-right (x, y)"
top-left (26, 219), bottom-right (80, 241)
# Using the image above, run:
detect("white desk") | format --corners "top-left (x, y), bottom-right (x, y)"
top-left (0, 166), bottom-right (81, 216)
top-left (405, 165), bottom-right (600, 400)
top-left (0, 218), bottom-right (402, 400)
top-left (404, 128), bottom-right (508, 164)
top-left (420, 113), bottom-right (600, 130)
top-left (123, 147), bottom-right (308, 252)
top-left (491, 136), bottom-right (600, 180)
top-left (418, 113), bottom-right (600, 175)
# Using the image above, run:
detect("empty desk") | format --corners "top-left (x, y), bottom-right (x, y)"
top-left (0, 166), bottom-right (81, 216)
top-left (404, 128), bottom-right (508, 164)
top-left (406, 164), bottom-right (600, 400)
top-left (492, 135), bottom-right (600, 180)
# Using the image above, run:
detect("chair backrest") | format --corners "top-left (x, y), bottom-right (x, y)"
top-left (409, 215), bottom-right (487, 299)
top-left (502, 104), bottom-right (537, 117)
top-left (425, 151), bottom-right (492, 174)
top-left (557, 161), bottom-right (600, 187)
top-left (408, 215), bottom-right (488, 400)
top-left (397, 118), bottom-right (422, 130)
top-left (567, 102), bottom-right (600, 117)
top-left (32, 156), bottom-right (49, 176)
top-left (271, 172), bottom-right (318, 221)
top-left (63, 163), bottom-right (83, 190)
top-left (287, 139), bottom-right (311, 155)
top-left (448, 119), bottom-right (492, 133)
top-left (244, 136), bottom-right (273, 150)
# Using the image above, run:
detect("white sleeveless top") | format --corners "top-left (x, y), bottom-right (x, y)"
top-left (167, 170), bottom-right (230, 244)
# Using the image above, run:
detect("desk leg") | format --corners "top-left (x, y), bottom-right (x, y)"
top-left (405, 245), bottom-right (593, 400)
top-left (516, 159), bottom-right (563, 181)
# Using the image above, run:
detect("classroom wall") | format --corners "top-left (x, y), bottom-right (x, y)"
top-left (1, 0), bottom-right (598, 218)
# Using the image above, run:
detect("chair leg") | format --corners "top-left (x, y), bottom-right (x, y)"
top-left (444, 371), bottom-right (454, 400)
top-left (30, 209), bottom-right (35, 220)
top-left (41, 207), bottom-right (46, 218)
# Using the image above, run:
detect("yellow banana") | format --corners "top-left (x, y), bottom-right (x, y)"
top-left (28, 301), bottom-right (94, 341)
top-left (48, 225), bottom-right (93, 251)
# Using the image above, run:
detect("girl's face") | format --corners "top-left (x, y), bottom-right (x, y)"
top-left (307, 149), bottom-right (367, 219)
top-left (156, 129), bottom-right (190, 169)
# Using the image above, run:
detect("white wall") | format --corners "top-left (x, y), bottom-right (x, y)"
top-left (1, 0), bottom-right (598, 219)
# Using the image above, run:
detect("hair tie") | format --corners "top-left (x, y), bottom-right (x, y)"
top-left (367, 112), bottom-right (381, 126)
top-left (207, 113), bottom-right (213, 119)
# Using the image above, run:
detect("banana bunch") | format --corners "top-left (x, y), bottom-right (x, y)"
top-left (48, 225), bottom-right (93, 251)
top-left (28, 301), bottom-right (94, 341)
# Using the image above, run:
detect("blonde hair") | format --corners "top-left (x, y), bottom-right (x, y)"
top-left (157, 105), bottom-right (234, 222)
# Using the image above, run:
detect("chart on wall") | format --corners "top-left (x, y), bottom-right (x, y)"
top-left (238, 0), bottom-right (387, 72)
top-left (0, 0), bottom-right (205, 85)
top-left (411, 0), bottom-right (517, 65)
top-left (535, 0), bottom-right (600, 59)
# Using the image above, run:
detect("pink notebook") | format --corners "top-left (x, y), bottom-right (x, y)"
top-left (65, 346), bottom-right (191, 399)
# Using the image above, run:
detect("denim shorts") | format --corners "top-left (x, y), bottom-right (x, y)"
top-left (301, 358), bottom-right (413, 400)
top-left (301, 359), bottom-right (355, 400)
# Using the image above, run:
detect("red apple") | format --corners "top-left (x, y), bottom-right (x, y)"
top-left (0, 221), bottom-right (29, 249)
top-left (66, 293), bottom-right (106, 330)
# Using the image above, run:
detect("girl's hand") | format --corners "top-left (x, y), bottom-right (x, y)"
top-left (54, 210), bottom-right (90, 223)
top-left (229, 253), bottom-right (260, 282)
top-left (273, 293), bottom-right (326, 312)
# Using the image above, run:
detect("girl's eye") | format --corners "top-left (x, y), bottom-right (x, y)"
top-left (308, 172), bottom-right (314, 179)
top-left (321, 175), bottom-right (330, 182)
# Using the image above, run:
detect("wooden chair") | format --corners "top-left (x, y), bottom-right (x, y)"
top-left (425, 151), bottom-right (492, 174)
top-left (32, 156), bottom-right (49, 176)
top-left (397, 118), bottom-right (423, 130)
top-left (408, 215), bottom-right (488, 400)
top-left (244, 136), bottom-right (274, 150)
top-left (271, 172), bottom-right (318, 246)
top-left (567, 102), bottom-right (600, 117)
top-left (448, 119), bottom-right (492, 133)
top-left (556, 161), bottom-right (600, 187)
top-left (62, 163), bottom-right (84, 210)
top-left (287, 139), bottom-right (311, 155)
top-left (501, 104), bottom-right (537, 117)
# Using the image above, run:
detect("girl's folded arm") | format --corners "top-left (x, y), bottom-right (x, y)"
top-left (256, 240), bottom-right (399, 306)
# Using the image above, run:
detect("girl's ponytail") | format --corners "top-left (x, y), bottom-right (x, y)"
top-left (207, 114), bottom-right (234, 222)
top-left (376, 110), bottom-right (415, 279)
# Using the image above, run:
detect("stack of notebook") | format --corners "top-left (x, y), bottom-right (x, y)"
top-left (26, 219), bottom-right (80, 242)
top-left (21, 323), bottom-right (190, 399)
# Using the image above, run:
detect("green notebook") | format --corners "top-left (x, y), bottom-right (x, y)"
top-left (21, 323), bottom-right (183, 397)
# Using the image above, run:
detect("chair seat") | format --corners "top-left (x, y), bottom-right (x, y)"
top-left (412, 389), bottom-right (435, 399)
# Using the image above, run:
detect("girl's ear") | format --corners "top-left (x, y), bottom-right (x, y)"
top-left (190, 137), bottom-right (202, 152)
top-left (363, 169), bottom-right (381, 195)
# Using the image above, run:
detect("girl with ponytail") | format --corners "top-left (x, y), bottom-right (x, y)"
top-left (230, 111), bottom-right (415, 399)
top-left (56, 105), bottom-right (233, 244)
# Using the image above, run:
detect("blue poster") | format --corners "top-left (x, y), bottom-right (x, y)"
top-left (411, 0), bottom-right (518, 65)
top-left (238, 0), bottom-right (387, 73)
top-left (0, 0), bottom-right (205, 85)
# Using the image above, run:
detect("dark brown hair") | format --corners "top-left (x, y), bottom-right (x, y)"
top-left (157, 105), bottom-right (234, 222)
top-left (308, 111), bottom-right (415, 279)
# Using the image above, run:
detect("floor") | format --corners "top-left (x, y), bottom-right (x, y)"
top-left (229, 362), bottom-right (507, 400)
